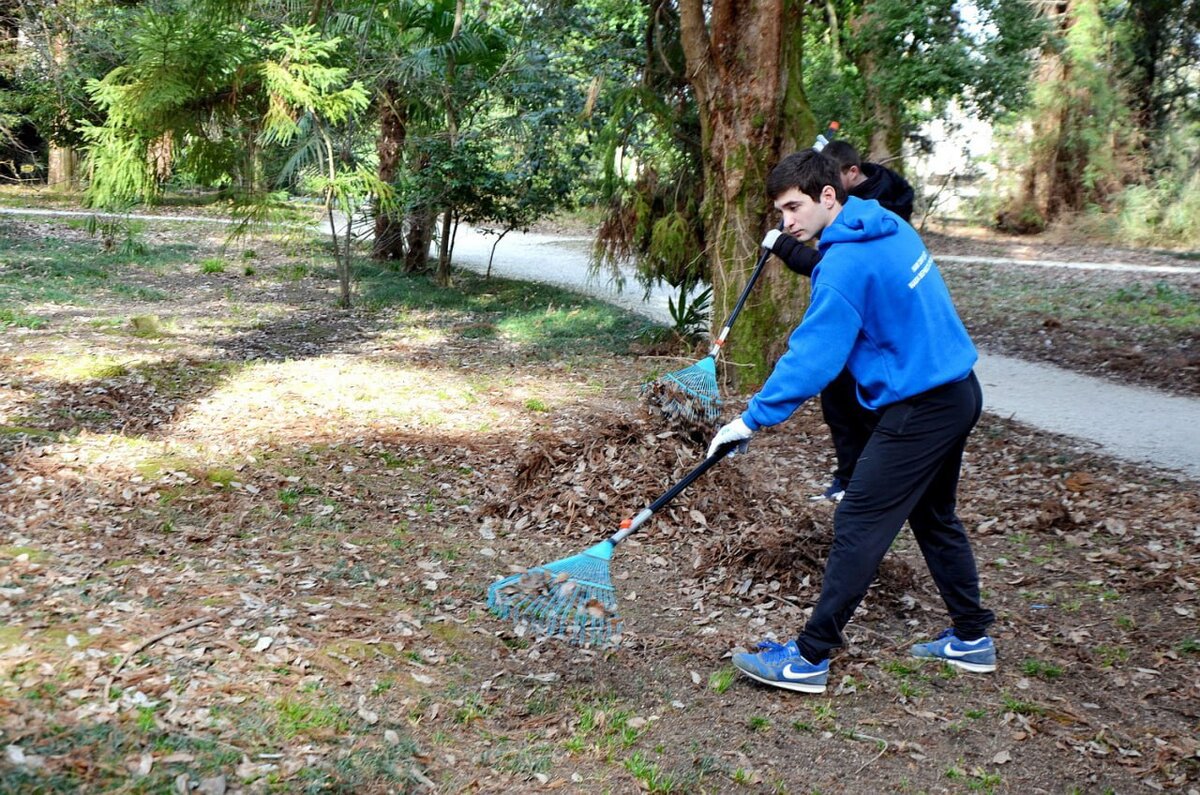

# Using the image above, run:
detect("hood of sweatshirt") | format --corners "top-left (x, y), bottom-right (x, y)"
top-left (817, 196), bottom-right (899, 250)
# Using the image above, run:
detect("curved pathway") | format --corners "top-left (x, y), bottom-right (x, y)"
top-left (3, 206), bottom-right (1197, 479)
top-left (448, 226), bottom-right (1200, 481)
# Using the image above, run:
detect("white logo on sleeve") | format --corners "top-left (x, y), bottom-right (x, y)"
top-left (908, 251), bottom-right (933, 289)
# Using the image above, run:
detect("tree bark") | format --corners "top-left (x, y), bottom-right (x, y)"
top-left (48, 145), bottom-right (76, 189)
top-left (851, 6), bottom-right (903, 164)
top-left (677, 0), bottom-right (812, 389)
top-left (434, 0), bottom-right (466, 287)
top-left (373, 84), bottom-right (407, 263)
top-left (1000, 0), bottom-right (1125, 230)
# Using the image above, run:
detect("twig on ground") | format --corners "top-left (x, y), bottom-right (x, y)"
top-left (111, 608), bottom-right (233, 677)
top-left (850, 731), bottom-right (889, 775)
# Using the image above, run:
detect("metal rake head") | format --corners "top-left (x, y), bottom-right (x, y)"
top-left (642, 356), bottom-right (721, 426)
top-left (487, 540), bottom-right (624, 648)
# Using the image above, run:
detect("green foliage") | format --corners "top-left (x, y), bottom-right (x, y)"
top-left (80, 7), bottom-right (258, 207)
top-left (804, 0), bottom-right (1045, 153)
top-left (0, 308), bottom-right (48, 329)
top-left (666, 284), bottom-right (711, 342)
top-left (259, 26), bottom-right (368, 145)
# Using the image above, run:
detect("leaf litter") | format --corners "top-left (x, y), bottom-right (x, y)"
top-left (0, 216), bottom-right (1197, 792)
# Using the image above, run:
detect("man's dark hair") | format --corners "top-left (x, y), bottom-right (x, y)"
top-left (766, 150), bottom-right (847, 203)
top-left (822, 140), bottom-right (862, 172)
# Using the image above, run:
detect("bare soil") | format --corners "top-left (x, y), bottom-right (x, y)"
top-left (1, 215), bottom-right (1197, 794)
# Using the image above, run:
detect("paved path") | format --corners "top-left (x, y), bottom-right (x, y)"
top-left (448, 226), bottom-right (1200, 481)
top-left (5, 206), bottom-right (1197, 479)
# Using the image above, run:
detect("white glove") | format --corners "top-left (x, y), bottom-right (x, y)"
top-left (707, 416), bottom-right (755, 458)
top-left (761, 229), bottom-right (783, 250)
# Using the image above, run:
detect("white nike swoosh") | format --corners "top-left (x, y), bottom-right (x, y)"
top-left (781, 664), bottom-right (824, 680)
top-left (944, 644), bottom-right (989, 657)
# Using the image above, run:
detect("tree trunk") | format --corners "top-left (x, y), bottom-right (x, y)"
top-left (373, 84), bottom-right (407, 263)
top-left (48, 145), bottom-right (76, 190)
top-left (852, 7), bottom-right (903, 164)
top-left (47, 31), bottom-right (76, 191)
top-left (678, 0), bottom-right (812, 389)
top-left (404, 206), bottom-right (434, 273)
top-left (434, 0), bottom-right (466, 287)
top-left (1000, 0), bottom-right (1126, 231)
top-left (435, 207), bottom-right (453, 286)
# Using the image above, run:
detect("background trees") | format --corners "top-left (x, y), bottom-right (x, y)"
top-left (0, 0), bottom-right (1196, 356)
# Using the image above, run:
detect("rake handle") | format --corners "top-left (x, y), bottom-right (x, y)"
top-left (609, 441), bottom-right (739, 546)
top-left (707, 220), bottom-right (785, 358)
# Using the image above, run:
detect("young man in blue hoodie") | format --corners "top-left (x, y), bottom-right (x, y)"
top-left (707, 149), bottom-right (995, 693)
top-left (766, 140), bottom-right (916, 503)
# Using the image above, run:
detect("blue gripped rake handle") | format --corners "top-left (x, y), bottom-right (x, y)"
top-left (577, 440), bottom-right (741, 564)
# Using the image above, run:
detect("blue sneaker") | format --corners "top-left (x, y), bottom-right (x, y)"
top-left (911, 629), bottom-right (996, 673)
top-left (732, 638), bottom-right (829, 693)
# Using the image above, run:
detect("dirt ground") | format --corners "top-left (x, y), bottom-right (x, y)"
top-left (1, 214), bottom-right (1198, 794)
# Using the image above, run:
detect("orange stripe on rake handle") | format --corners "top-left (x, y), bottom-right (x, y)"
top-left (620, 518), bottom-right (633, 529)
top-left (713, 339), bottom-right (726, 348)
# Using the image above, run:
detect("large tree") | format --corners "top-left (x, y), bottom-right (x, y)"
top-left (677, 0), bottom-right (813, 388)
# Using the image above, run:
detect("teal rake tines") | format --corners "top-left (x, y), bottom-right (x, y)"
top-left (486, 442), bottom-right (736, 648)
top-left (646, 226), bottom-right (782, 427)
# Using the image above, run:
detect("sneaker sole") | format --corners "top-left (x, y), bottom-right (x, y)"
top-left (912, 654), bottom-right (996, 674)
top-left (735, 667), bottom-right (827, 693)
top-left (942, 658), bottom-right (996, 673)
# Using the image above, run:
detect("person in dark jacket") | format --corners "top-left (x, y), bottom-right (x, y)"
top-left (763, 141), bottom-right (917, 503)
top-left (707, 149), bottom-right (994, 693)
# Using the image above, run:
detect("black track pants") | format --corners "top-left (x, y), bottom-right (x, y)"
top-left (798, 371), bottom-right (993, 662)
top-left (819, 368), bottom-right (879, 483)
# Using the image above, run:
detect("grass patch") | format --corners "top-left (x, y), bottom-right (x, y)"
top-left (28, 353), bottom-right (130, 382)
top-left (0, 721), bottom-right (242, 793)
top-left (0, 307), bottom-right (48, 328)
top-left (200, 257), bottom-right (226, 274)
top-left (272, 695), bottom-right (350, 740)
top-left (707, 667), bottom-right (736, 694)
top-left (1, 547), bottom-right (59, 569)
top-left (625, 751), bottom-right (684, 792)
top-left (358, 265), bottom-right (647, 357)
top-left (1103, 281), bottom-right (1200, 329)
top-left (1020, 659), bottom-right (1064, 680)
top-left (0, 237), bottom-right (197, 306)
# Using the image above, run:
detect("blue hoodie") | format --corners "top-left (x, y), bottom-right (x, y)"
top-left (743, 197), bottom-right (976, 431)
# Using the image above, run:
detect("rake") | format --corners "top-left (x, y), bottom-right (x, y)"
top-left (644, 222), bottom-right (784, 428)
top-left (645, 123), bottom-right (839, 428)
top-left (487, 441), bottom-right (737, 648)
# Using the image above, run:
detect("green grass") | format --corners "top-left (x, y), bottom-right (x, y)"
top-left (1020, 658), bottom-right (1064, 679)
top-left (272, 695), bottom-right (350, 739)
top-left (0, 721), bottom-right (242, 793)
top-left (0, 307), bottom-right (48, 328)
top-left (625, 751), bottom-right (684, 792)
top-left (0, 237), bottom-right (197, 306)
top-left (1103, 281), bottom-right (1200, 329)
top-left (707, 667), bottom-right (736, 694)
top-left (200, 257), bottom-right (226, 274)
top-left (357, 264), bottom-right (649, 357)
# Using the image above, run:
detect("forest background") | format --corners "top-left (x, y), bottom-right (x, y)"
top-left (2, 0), bottom-right (1198, 385)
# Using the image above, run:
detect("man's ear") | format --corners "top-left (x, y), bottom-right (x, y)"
top-left (821, 184), bottom-right (838, 207)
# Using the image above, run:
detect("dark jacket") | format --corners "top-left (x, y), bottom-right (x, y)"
top-left (855, 163), bottom-right (914, 222)
top-left (773, 162), bottom-right (915, 277)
